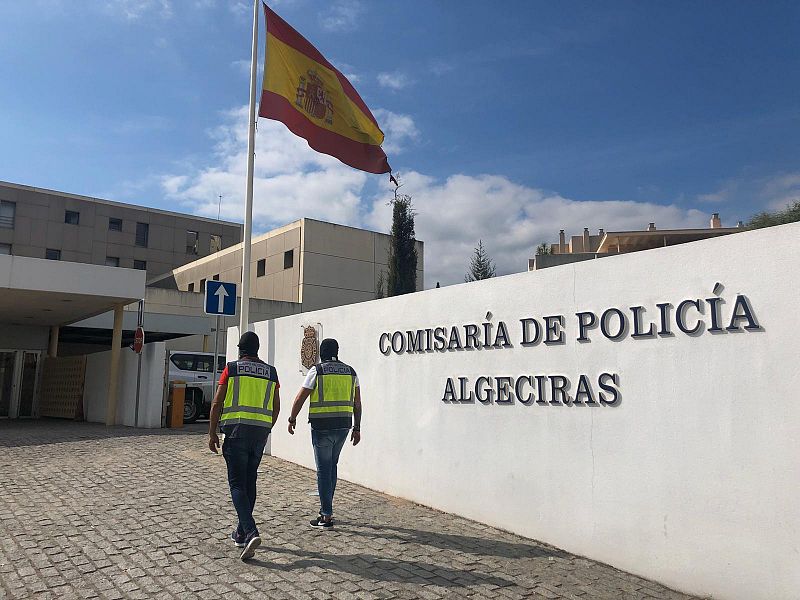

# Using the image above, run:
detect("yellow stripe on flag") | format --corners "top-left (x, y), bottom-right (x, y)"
top-left (264, 33), bottom-right (384, 147)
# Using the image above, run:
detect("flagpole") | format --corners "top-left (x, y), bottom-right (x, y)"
top-left (239, 0), bottom-right (260, 334)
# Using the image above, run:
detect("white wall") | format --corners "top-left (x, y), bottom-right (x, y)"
top-left (84, 342), bottom-right (166, 428)
top-left (232, 222), bottom-right (800, 600)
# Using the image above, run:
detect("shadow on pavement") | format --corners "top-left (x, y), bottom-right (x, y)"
top-left (249, 547), bottom-right (516, 588)
top-left (346, 523), bottom-right (567, 561)
top-left (0, 419), bottom-right (206, 448)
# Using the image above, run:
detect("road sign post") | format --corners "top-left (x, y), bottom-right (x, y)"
top-left (133, 326), bottom-right (145, 354)
top-left (134, 300), bottom-right (145, 428)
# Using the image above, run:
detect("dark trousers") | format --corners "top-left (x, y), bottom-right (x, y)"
top-left (222, 436), bottom-right (268, 536)
top-left (311, 428), bottom-right (349, 517)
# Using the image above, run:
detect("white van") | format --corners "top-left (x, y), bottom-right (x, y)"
top-left (168, 351), bottom-right (227, 423)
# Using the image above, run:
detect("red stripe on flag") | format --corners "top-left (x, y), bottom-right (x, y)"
top-left (259, 90), bottom-right (391, 174)
top-left (264, 3), bottom-right (380, 129)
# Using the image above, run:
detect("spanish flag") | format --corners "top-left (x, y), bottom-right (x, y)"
top-left (259, 4), bottom-right (391, 175)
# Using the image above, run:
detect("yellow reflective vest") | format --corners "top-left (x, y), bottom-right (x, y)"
top-left (220, 359), bottom-right (278, 428)
top-left (309, 360), bottom-right (357, 425)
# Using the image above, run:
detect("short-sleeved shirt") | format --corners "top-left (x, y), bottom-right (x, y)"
top-left (218, 356), bottom-right (279, 441)
top-left (303, 362), bottom-right (358, 431)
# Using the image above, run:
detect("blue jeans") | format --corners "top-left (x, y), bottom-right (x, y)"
top-left (222, 436), bottom-right (267, 536)
top-left (311, 428), bottom-right (349, 517)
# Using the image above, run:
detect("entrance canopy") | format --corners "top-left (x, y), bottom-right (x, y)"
top-left (0, 254), bottom-right (145, 326)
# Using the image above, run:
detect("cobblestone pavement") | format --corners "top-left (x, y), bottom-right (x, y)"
top-left (0, 421), bottom-right (700, 600)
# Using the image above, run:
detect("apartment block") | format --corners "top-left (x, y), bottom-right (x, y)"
top-left (0, 181), bottom-right (241, 278)
top-left (149, 218), bottom-right (425, 311)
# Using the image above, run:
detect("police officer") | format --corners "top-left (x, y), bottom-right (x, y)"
top-left (208, 331), bottom-right (280, 560)
top-left (287, 338), bottom-right (361, 529)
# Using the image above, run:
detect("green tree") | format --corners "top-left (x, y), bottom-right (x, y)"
top-left (535, 242), bottom-right (551, 255)
top-left (746, 200), bottom-right (800, 229)
top-left (375, 270), bottom-right (386, 299)
top-left (465, 240), bottom-right (496, 282)
top-left (386, 188), bottom-right (418, 296)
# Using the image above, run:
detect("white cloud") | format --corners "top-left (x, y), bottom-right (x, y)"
top-left (373, 109), bottom-right (419, 154)
top-left (102, 0), bottom-right (173, 20)
top-left (111, 115), bottom-right (171, 135)
top-left (429, 59), bottom-right (455, 76)
top-left (161, 106), bottom-right (369, 232)
top-left (377, 71), bottom-right (413, 91)
top-left (162, 106), bottom-right (711, 289)
top-left (320, 0), bottom-right (363, 32)
top-left (230, 58), bottom-right (264, 80)
top-left (698, 171), bottom-right (800, 214)
top-left (365, 172), bottom-right (708, 287)
top-left (334, 61), bottom-right (361, 84)
top-left (762, 173), bottom-right (800, 210)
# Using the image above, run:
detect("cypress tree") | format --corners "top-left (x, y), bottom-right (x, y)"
top-left (465, 240), bottom-right (497, 282)
top-left (386, 191), bottom-right (418, 296)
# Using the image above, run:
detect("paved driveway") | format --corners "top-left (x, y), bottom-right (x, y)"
top-left (0, 421), bottom-right (698, 599)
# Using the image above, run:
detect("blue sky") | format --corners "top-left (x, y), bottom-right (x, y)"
top-left (1, 0), bottom-right (798, 286)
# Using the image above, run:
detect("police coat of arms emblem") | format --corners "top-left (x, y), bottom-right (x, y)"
top-left (295, 69), bottom-right (334, 126)
top-left (301, 325), bottom-right (319, 371)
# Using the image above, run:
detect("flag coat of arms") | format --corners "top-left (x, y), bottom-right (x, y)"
top-left (259, 4), bottom-right (391, 174)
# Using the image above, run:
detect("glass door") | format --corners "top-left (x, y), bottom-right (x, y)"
top-left (17, 352), bottom-right (40, 418)
top-left (0, 351), bottom-right (16, 418)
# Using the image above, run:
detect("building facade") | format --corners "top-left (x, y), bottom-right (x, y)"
top-left (0, 181), bottom-right (242, 279)
top-left (529, 213), bottom-right (743, 270)
top-left (149, 218), bottom-right (425, 312)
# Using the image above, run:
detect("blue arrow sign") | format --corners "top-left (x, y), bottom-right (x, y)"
top-left (205, 281), bottom-right (237, 316)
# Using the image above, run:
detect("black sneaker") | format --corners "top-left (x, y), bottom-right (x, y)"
top-left (230, 529), bottom-right (246, 548)
top-left (310, 516), bottom-right (333, 529)
top-left (240, 532), bottom-right (261, 560)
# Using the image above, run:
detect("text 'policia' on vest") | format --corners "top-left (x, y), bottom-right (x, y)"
top-left (220, 360), bottom-right (278, 428)
top-left (309, 361), bottom-right (357, 425)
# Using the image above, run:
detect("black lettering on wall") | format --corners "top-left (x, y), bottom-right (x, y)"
top-left (544, 315), bottom-right (565, 345)
top-left (550, 375), bottom-right (570, 405)
top-left (576, 311), bottom-right (597, 342)
top-left (727, 295), bottom-right (761, 331)
top-left (442, 378), bottom-right (457, 402)
top-left (493, 321), bottom-right (512, 348)
top-left (598, 373), bottom-right (621, 406)
top-left (379, 333), bottom-right (391, 355)
top-left (464, 324), bottom-right (480, 349)
top-left (515, 376), bottom-right (535, 405)
top-left (475, 376), bottom-right (494, 404)
top-left (495, 376), bottom-right (514, 404)
top-left (520, 318), bottom-right (542, 346)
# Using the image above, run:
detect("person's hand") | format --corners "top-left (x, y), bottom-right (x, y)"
top-left (209, 432), bottom-right (220, 454)
top-left (351, 429), bottom-right (361, 446)
top-left (288, 419), bottom-right (296, 435)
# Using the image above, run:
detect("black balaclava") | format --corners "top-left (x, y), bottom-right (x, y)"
top-left (319, 338), bottom-right (339, 361)
top-left (238, 331), bottom-right (260, 358)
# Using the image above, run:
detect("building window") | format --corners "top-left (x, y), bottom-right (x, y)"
top-left (210, 234), bottom-right (222, 253)
top-left (45, 249), bottom-right (61, 261)
top-left (200, 278), bottom-right (206, 292)
top-left (135, 222), bottom-right (149, 247)
top-left (65, 210), bottom-right (80, 225)
top-left (0, 243), bottom-right (10, 255)
top-left (0, 200), bottom-right (15, 229)
top-left (108, 217), bottom-right (122, 232)
top-left (105, 256), bottom-right (120, 267)
top-left (133, 260), bottom-right (147, 270)
top-left (186, 230), bottom-right (199, 255)
top-left (188, 282), bottom-right (195, 292)
top-left (257, 258), bottom-right (266, 277)
top-left (284, 249), bottom-right (294, 269)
